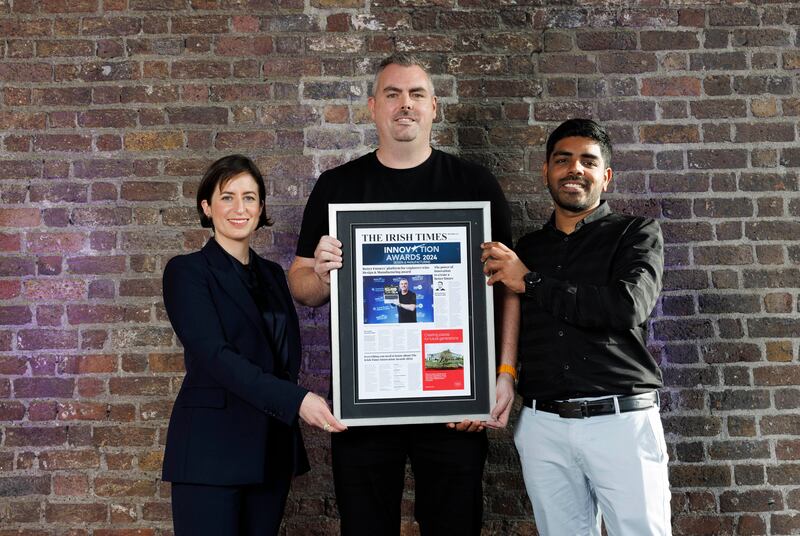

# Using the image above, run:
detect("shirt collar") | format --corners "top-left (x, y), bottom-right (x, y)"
top-left (545, 201), bottom-right (611, 233)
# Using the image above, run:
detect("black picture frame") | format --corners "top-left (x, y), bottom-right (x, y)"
top-left (329, 202), bottom-right (496, 426)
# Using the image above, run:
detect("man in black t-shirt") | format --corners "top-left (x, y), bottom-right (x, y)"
top-left (288, 53), bottom-right (519, 536)
top-left (396, 278), bottom-right (417, 323)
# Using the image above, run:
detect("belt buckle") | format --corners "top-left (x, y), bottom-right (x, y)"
top-left (558, 401), bottom-right (588, 419)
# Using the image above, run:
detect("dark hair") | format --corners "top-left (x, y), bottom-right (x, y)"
top-left (196, 154), bottom-right (272, 229)
top-left (545, 119), bottom-right (612, 166)
top-left (373, 52), bottom-right (434, 96)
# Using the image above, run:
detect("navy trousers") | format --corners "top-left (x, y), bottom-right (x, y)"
top-left (171, 478), bottom-right (291, 536)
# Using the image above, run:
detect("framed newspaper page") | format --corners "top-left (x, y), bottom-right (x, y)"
top-left (329, 202), bottom-right (496, 426)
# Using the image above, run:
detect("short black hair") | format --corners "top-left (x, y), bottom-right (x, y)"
top-left (196, 154), bottom-right (272, 229)
top-left (545, 119), bottom-right (612, 166)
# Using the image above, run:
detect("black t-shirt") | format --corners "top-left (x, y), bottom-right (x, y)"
top-left (398, 290), bottom-right (417, 323)
top-left (296, 149), bottom-right (512, 257)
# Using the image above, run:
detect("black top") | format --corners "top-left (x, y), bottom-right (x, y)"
top-left (226, 248), bottom-right (289, 378)
top-left (398, 291), bottom-right (417, 323)
top-left (515, 202), bottom-right (664, 400)
top-left (296, 149), bottom-right (512, 257)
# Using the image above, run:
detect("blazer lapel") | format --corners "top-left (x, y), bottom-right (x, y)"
top-left (201, 239), bottom-right (264, 338)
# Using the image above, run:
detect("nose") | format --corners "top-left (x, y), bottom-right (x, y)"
top-left (233, 197), bottom-right (246, 212)
top-left (568, 159), bottom-right (583, 176)
top-left (399, 92), bottom-right (413, 109)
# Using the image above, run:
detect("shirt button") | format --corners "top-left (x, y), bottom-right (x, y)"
top-left (564, 364), bottom-right (570, 370)
top-left (556, 265), bottom-right (562, 270)
top-left (558, 330), bottom-right (564, 336)
top-left (563, 237), bottom-right (569, 242)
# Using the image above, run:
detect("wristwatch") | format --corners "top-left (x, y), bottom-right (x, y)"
top-left (523, 271), bottom-right (542, 297)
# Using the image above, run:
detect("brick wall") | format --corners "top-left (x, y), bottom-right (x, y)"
top-left (1, 1), bottom-right (798, 534)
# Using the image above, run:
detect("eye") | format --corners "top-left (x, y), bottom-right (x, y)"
top-left (220, 195), bottom-right (232, 201)
top-left (583, 160), bottom-right (598, 167)
top-left (244, 195), bottom-right (257, 202)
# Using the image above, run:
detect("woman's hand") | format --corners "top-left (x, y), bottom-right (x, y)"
top-left (299, 392), bottom-right (347, 433)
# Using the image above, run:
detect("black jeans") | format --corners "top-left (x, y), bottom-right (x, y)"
top-left (332, 424), bottom-right (488, 536)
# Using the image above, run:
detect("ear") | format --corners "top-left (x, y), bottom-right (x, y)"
top-left (431, 95), bottom-right (438, 115)
top-left (602, 166), bottom-right (613, 192)
top-left (541, 160), bottom-right (549, 187)
top-left (200, 199), bottom-right (211, 217)
top-left (367, 96), bottom-right (376, 121)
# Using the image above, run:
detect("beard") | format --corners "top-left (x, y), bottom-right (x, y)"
top-left (546, 176), bottom-right (602, 213)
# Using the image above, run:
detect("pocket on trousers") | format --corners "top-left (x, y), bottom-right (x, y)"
top-left (643, 408), bottom-right (668, 464)
top-left (179, 387), bottom-right (226, 408)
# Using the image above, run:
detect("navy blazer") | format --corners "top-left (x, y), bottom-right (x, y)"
top-left (161, 238), bottom-right (309, 485)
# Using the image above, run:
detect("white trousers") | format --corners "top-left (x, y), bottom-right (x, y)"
top-left (514, 403), bottom-right (671, 536)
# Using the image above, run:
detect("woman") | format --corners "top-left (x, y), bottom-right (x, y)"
top-left (161, 154), bottom-right (345, 536)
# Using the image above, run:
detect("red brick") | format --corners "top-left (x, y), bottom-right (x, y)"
top-left (215, 36), bottom-right (272, 56)
top-left (16, 330), bottom-right (79, 351)
top-left (123, 131), bottom-right (183, 151)
top-left (642, 77), bottom-right (701, 97)
top-left (66, 256), bottom-right (126, 274)
top-left (172, 60), bottom-right (230, 79)
top-left (66, 305), bottom-right (149, 324)
top-left (94, 477), bottom-right (157, 497)
top-left (0, 208), bottom-right (41, 227)
top-left (0, 401), bottom-right (26, 420)
top-left (26, 232), bottom-right (86, 254)
top-left (39, 449), bottom-right (101, 471)
top-left (119, 278), bottom-right (162, 297)
top-left (0, 111), bottom-right (47, 129)
top-left (37, 39), bottom-right (94, 57)
top-left (0, 305), bottom-right (32, 325)
top-left (0, 19), bottom-right (52, 37)
top-left (95, 530), bottom-right (155, 536)
top-left (5, 426), bottom-right (68, 446)
top-left (213, 130), bottom-right (276, 150)
top-left (669, 465), bottom-right (731, 487)
top-left (45, 502), bottom-right (107, 523)
top-left (77, 109), bottom-right (137, 128)
top-left (14, 377), bottom-right (75, 398)
top-left (575, 30), bottom-right (635, 51)
top-left (0, 62), bottom-right (52, 82)
top-left (111, 327), bottom-right (174, 348)
top-left (109, 377), bottom-right (172, 396)
top-left (0, 257), bottom-right (36, 276)
top-left (262, 57), bottom-right (321, 78)
top-left (93, 426), bottom-right (156, 447)
top-left (53, 474), bottom-right (89, 496)
top-left (147, 352), bottom-right (185, 372)
top-left (709, 6), bottom-right (758, 26)
top-left (721, 490), bottom-right (783, 512)
top-left (0, 475), bottom-right (51, 495)
top-left (640, 125), bottom-right (699, 144)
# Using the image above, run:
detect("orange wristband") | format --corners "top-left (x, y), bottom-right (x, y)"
top-left (497, 364), bottom-right (517, 381)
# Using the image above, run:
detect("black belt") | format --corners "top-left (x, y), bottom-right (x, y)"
top-left (522, 391), bottom-right (659, 419)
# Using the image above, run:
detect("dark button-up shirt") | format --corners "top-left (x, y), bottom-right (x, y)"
top-left (515, 201), bottom-right (664, 400)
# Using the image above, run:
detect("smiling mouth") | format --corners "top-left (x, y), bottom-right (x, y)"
top-left (559, 181), bottom-right (586, 192)
top-left (228, 218), bottom-right (249, 224)
top-left (394, 114), bottom-right (417, 124)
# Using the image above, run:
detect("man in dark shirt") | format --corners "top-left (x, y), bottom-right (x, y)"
top-left (396, 278), bottom-right (417, 323)
top-left (288, 53), bottom-right (519, 536)
top-left (481, 119), bottom-right (670, 535)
